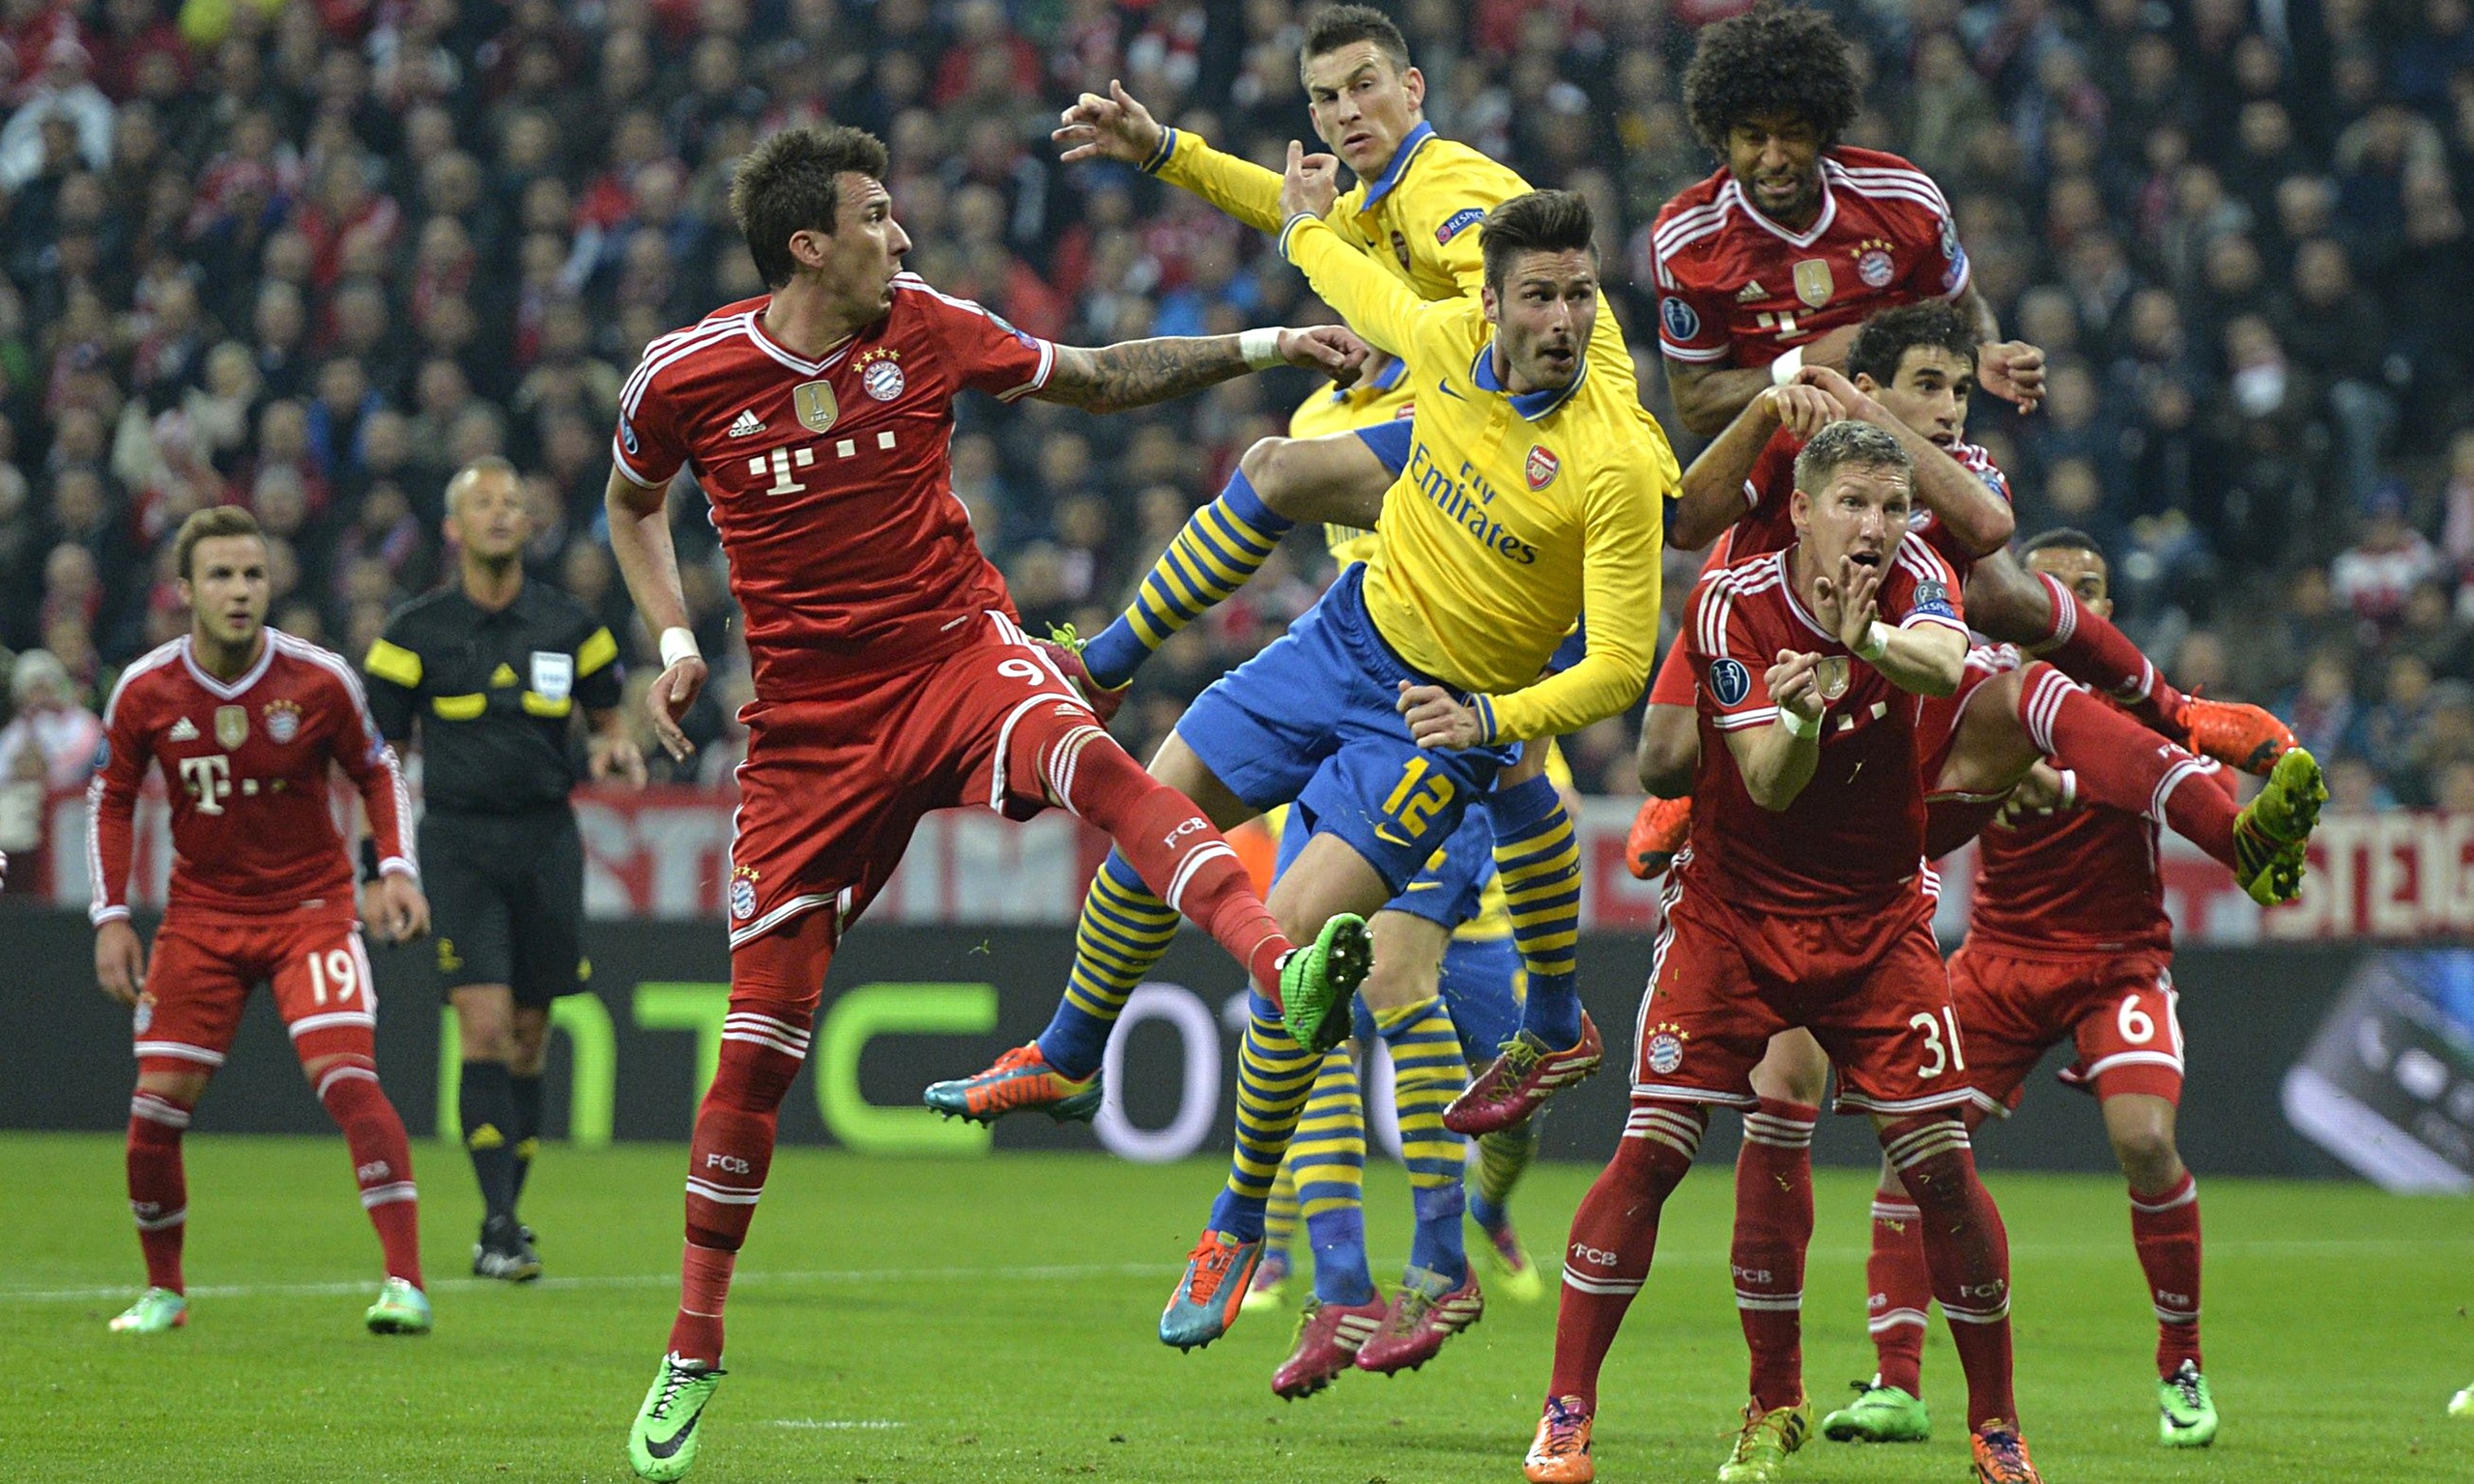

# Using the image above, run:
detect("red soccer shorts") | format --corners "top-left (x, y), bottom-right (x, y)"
top-left (1947, 940), bottom-right (2185, 1108)
top-left (727, 612), bottom-right (1095, 952)
top-left (1632, 875), bottom-right (1994, 1118)
top-left (135, 907), bottom-right (378, 1074)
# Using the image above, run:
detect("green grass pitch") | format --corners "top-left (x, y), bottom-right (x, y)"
top-left (5, 1132), bottom-right (2470, 1482)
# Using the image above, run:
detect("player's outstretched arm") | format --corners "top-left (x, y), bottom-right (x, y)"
top-left (604, 469), bottom-right (707, 762)
top-left (1672, 384), bottom-right (1845, 551)
top-left (1036, 325), bottom-right (1365, 415)
top-left (1054, 80), bottom-right (1289, 235)
top-left (1798, 365), bottom-right (2013, 556)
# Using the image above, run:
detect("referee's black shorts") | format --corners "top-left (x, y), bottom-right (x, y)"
top-left (418, 806), bottom-right (588, 1007)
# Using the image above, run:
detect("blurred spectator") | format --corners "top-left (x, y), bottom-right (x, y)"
top-left (2332, 481), bottom-right (2442, 628)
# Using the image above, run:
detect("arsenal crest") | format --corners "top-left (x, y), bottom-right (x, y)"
top-left (263, 699), bottom-right (301, 744)
top-left (1525, 444), bottom-right (1561, 491)
top-left (1793, 257), bottom-right (1834, 308)
top-left (215, 704), bottom-right (248, 749)
top-left (792, 380), bottom-right (839, 434)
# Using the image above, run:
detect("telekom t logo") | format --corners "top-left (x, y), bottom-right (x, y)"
top-left (179, 755), bottom-right (232, 814)
top-left (748, 446), bottom-right (816, 496)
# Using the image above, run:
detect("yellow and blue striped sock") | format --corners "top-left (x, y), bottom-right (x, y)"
top-left (1079, 470), bottom-right (1292, 688)
top-left (1374, 995), bottom-right (1470, 1283)
top-left (1264, 1157), bottom-right (1300, 1271)
top-left (1291, 1047), bottom-right (1374, 1305)
top-left (1208, 991), bottom-right (1321, 1241)
top-left (1467, 1120), bottom-right (1541, 1236)
top-left (1034, 852), bottom-right (1179, 1080)
top-left (1493, 775), bottom-right (1583, 1047)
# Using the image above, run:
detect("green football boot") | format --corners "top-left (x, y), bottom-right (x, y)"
top-left (2231, 745), bottom-right (2326, 906)
top-left (1279, 913), bottom-right (1371, 1054)
top-left (107, 1287), bottom-right (187, 1334)
top-left (363, 1276), bottom-right (431, 1334)
top-left (1821, 1378), bottom-right (1931, 1443)
top-left (2158, 1360), bottom-right (2219, 1447)
top-left (1717, 1399), bottom-right (1813, 1482)
top-left (629, 1354), bottom-right (727, 1481)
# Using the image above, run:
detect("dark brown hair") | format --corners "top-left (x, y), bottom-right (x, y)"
top-left (730, 126), bottom-right (892, 289)
top-left (1480, 190), bottom-right (1597, 294)
top-left (1300, 5), bottom-right (1412, 82)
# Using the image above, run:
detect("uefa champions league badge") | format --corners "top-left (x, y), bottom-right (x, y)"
top-left (1710, 658), bottom-right (1752, 708)
top-left (1644, 1022), bottom-right (1688, 1075)
top-left (1660, 295), bottom-right (1700, 341)
top-left (857, 347), bottom-right (906, 402)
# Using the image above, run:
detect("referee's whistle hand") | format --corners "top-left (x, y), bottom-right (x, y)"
top-left (647, 657), bottom-right (708, 763)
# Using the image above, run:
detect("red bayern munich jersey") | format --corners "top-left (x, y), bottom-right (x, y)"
top-left (1719, 425), bottom-right (2010, 581)
top-left (613, 276), bottom-right (1054, 698)
top-left (1968, 746), bottom-right (2236, 956)
top-left (89, 630), bottom-right (413, 923)
top-left (1652, 147), bottom-right (1968, 373)
top-left (1681, 541), bottom-right (1969, 915)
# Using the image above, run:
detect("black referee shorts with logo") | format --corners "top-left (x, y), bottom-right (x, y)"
top-left (420, 806), bottom-right (589, 1007)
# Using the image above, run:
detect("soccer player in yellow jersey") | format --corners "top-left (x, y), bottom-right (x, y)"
top-left (938, 6), bottom-right (1673, 1127)
top-left (934, 181), bottom-right (1666, 1358)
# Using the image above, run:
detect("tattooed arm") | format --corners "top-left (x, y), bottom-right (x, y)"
top-left (1035, 326), bottom-right (1366, 414)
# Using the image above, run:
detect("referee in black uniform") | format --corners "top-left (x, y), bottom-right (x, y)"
top-left (363, 457), bottom-right (646, 1280)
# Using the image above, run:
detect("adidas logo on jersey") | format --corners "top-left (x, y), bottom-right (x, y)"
top-left (727, 410), bottom-right (765, 437)
top-left (167, 717), bottom-right (199, 742)
top-left (1737, 280), bottom-right (1766, 301)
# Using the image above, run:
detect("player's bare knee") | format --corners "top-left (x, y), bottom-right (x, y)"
top-left (452, 989), bottom-right (517, 1063)
top-left (1238, 437), bottom-right (1309, 517)
top-left (509, 1011), bottom-right (551, 1077)
top-left (136, 1069), bottom-right (210, 1104)
top-left (2105, 1109), bottom-right (2182, 1187)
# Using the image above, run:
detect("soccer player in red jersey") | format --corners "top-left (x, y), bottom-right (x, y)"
top-left (1643, 2), bottom-right (2288, 778)
top-left (1824, 531), bottom-right (2226, 1451)
top-left (1525, 420), bottom-right (2050, 1484)
top-left (88, 505), bottom-right (432, 1338)
top-left (606, 125), bottom-right (1379, 1481)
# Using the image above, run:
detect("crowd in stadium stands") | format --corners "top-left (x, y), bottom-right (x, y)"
top-left (5, 0), bottom-right (2474, 826)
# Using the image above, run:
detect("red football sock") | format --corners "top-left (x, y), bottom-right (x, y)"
top-left (1734, 1099), bottom-right (1817, 1411)
top-left (316, 1061), bottom-right (422, 1289)
top-left (1866, 1185), bottom-right (1931, 1395)
top-left (673, 1242), bottom-right (738, 1367)
top-left (2130, 1173), bottom-right (2203, 1377)
top-left (1881, 1114), bottom-right (2016, 1431)
top-left (2019, 664), bottom-right (2237, 870)
top-left (127, 1091), bottom-right (192, 1294)
top-left (2030, 570), bottom-right (2190, 739)
top-left (1548, 1100), bottom-right (1705, 1410)
top-left (1047, 732), bottom-right (1292, 1001)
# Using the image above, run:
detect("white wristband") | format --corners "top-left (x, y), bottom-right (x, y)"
top-left (1855, 621), bottom-right (1890, 663)
top-left (1239, 327), bottom-right (1286, 370)
top-left (1769, 345), bottom-right (1805, 386)
top-left (1778, 706), bottom-right (1821, 740)
top-left (658, 627), bottom-right (702, 671)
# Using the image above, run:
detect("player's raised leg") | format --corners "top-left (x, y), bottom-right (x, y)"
top-left (1068, 431), bottom-right (1392, 692)
top-left (1451, 766), bottom-right (1603, 1135)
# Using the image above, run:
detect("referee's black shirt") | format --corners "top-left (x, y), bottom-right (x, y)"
top-left (362, 583), bottom-right (624, 813)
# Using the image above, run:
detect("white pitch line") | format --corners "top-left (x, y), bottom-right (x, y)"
top-left (770, 1420), bottom-right (905, 1430)
top-left (0, 1260), bottom-right (1182, 1305)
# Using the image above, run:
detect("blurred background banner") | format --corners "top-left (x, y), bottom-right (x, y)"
top-left (0, 904), bottom-right (2426, 1181)
top-left (24, 785), bottom-right (2474, 942)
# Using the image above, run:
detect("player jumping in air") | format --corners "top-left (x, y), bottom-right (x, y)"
top-left (1626, 0), bottom-right (2290, 872)
top-left (1525, 422), bottom-right (2045, 1484)
top-left (88, 505), bottom-right (432, 1338)
top-left (933, 6), bottom-right (1677, 1132)
top-left (1822, 530), bottom-right (2227, 1452)
top-left (605, 125), bottom-right (1377, 1482)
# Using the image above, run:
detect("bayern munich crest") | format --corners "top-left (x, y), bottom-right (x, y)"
top-left (263, 698), bottom-right (301, 744)
top-left (730, 877), bottom-right (756, 920)
top-left (1857, 247), bottom-right (1895, 288)
top-left (1645, 1022), bottom-right (1688, 1075)
top-left (860, 351), bottom-right (906, 402)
